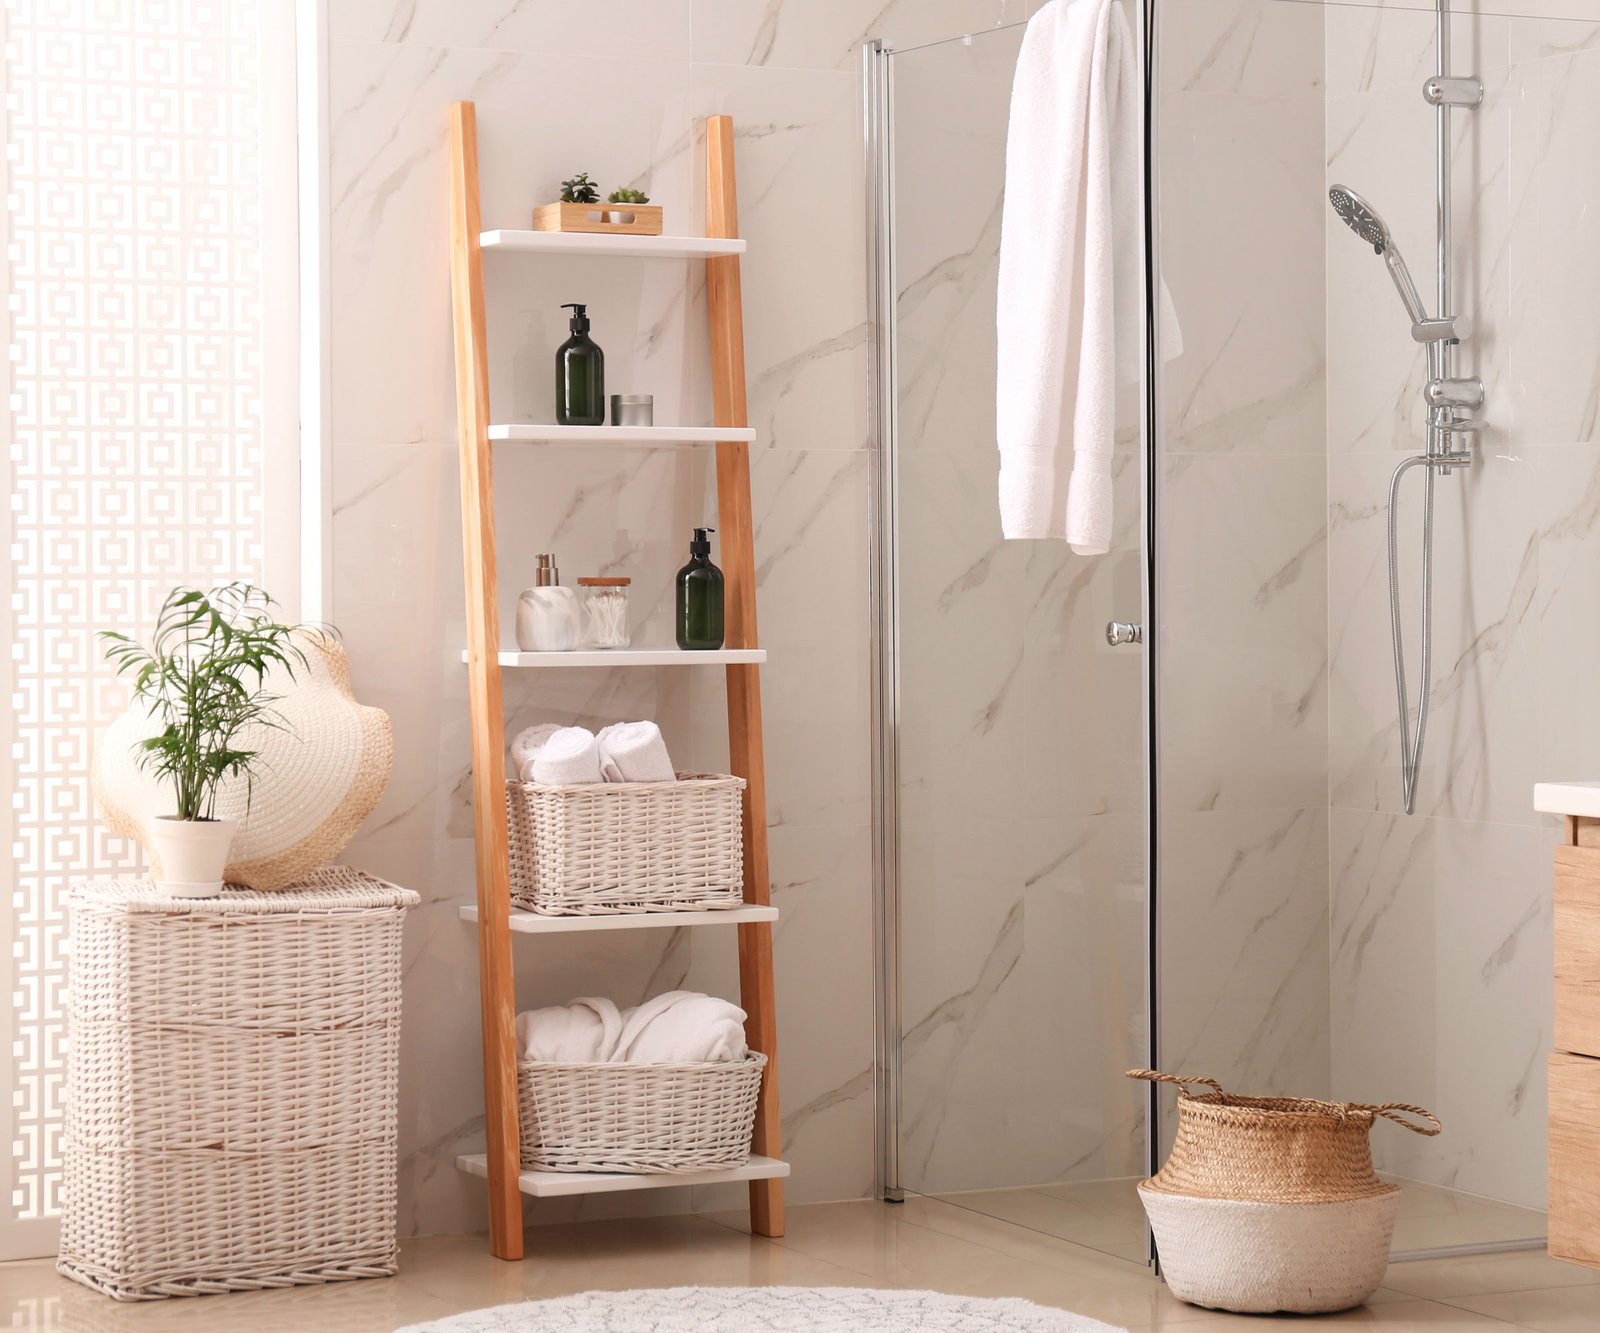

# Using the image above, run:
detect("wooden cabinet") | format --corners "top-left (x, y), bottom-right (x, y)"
top-left (1556, 843), bottom-right (1600, 1060)
top-left (1550, 1052), bottom-right (1600, 1268)
top-left (1545, 801), bottom-right (1600, 1270)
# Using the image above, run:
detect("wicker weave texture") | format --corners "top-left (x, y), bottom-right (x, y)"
top-left (59, 869), bottom-right (417, 1301)
top-left (1139, 1186), bottom-right (1399, 1314)
top-left (506, 772), bottom-right (745, 915)
top-left (1129, 1069), bottom-right (1440, 1204)
top-left (518, 1053), bottom-right (767, 1173)
top-left (60, 1147), bottom-right (401, 1301)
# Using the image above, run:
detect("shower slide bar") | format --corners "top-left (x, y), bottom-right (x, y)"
top-left (1365, 0), bottom-right (1482, 817)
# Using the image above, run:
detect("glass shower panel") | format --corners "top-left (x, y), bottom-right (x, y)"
top-left (1156, 0), bottom-right (1577, 1253)
top-left (882, 24), bottom-right (1151, 1263)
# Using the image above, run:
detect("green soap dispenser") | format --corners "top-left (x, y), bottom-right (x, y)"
top-left (676, 527), bottom-right (725, 651)
top-left (556, 303), bottom-right (605, 426)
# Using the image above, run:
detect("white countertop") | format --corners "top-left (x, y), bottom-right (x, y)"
top-left (1535, 782), bottom-right (1600, 818)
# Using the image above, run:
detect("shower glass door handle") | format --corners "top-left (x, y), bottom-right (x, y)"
top-left (1106, 621), bottom-right (1144, 646)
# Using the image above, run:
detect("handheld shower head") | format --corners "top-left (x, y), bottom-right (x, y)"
top-left (1328, 183), bottom-right (1430, 330)
top-left (1329, 184), bottom-right (1390, 254)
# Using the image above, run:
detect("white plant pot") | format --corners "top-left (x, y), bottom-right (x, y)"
top-left (148, 817), bottom-right (237, 898)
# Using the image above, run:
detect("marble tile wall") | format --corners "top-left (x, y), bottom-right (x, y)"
top-left (322, 0), bottom-right (973, 1238)
top-left (1324, 4), bottom-right (1600, 1211)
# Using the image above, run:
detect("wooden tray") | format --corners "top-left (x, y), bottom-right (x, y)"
top-left (533, 202), bottom-right (664, 236)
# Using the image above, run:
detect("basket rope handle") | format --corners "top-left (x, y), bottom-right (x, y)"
top-left (1130, 1070), bottom-right (1441, 1135)
top-left (1126, 1068), bottom-right (1226, 1099)
top-left (1350, 1102), bottom-right (1443, 1137)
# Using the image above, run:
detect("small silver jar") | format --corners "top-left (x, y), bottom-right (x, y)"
top-left (609, 394), bottom-right (654, 427)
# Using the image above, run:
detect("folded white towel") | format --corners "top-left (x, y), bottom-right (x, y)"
top-left (596, 720), bottom-right (676, 784)
top-left (515, 997), bottom-right (623, 1063)
top-left (509, 722), bottom-right (563, 783)
top-left (613, 990), bottom-right (749, 1064)
top-left (529, 726), bottom-right (603, 785)
top-left (996, 0), bottom-right (1181, 553)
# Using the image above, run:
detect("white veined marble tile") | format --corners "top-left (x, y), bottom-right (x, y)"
top-left (330, 0), bottom-right (694, 60)
top-left (1329, 809), bottom-right (1551, 1209)
top-left (690, 0), bottom-right (1031, 73)
top-left (1159, 88), bottom-right (1327, 455)
top-left (1161, 0), bottom-right (1326, 100)
top-left (1535, 444), bottom-right (1600, 787)
top-left (1159, 452), bottom-right (1330, 815)
top-left (1157, 807), bottom-right (1332, 1107)
top-left (1520, 45), bottom-right (1600, 447)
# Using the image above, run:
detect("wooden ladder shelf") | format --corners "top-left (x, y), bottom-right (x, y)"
top-left (446, 101), bottom-right (786, 1260)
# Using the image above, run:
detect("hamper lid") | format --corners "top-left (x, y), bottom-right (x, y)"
top-left (68, 865), bottom-right (419, 914)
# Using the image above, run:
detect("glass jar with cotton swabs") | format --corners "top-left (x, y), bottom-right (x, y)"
top-left (577, 576), bottom-right (631, 649)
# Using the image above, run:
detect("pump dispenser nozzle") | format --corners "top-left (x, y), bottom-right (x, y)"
top-left (690, 527), bottom-right (715, 556)
top-left (560, 303), bottom-right (591, 334)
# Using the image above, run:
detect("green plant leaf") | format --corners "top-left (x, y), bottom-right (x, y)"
top-left (101, 584), bottom-right (326, 819)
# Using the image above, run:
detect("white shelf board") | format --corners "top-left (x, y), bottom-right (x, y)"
top-left (480, 229), bottom-right (745, 259)
top-left (460, 904), bottom-right (777, 934)
top-left (463, 648), bottom-right (765, 668)
top-left (457, 1153), bottom-right (789, 1198)
top-left (488, 424), bottom-right (754, 445)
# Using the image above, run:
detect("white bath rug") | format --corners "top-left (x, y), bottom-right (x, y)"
top-left (395, 1286), bottom-right (1126, 1332)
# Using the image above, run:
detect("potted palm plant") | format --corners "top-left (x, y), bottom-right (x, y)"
top-left (100, 584), bottom-right (311, 897)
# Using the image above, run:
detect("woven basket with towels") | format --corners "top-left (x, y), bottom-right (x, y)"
top-left (1128, 1068), bottom-right (1441, 1314)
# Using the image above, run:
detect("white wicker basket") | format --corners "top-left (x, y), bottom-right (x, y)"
top-left (58, 868), bottom-right (418, 1301)
top-left (518, 1053), bottom-right (767, 1173)
top-left (505, 771), bottom-right (745, 915)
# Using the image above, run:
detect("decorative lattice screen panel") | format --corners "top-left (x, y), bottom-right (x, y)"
top-left (1, 0), bottom-right (277, 1256)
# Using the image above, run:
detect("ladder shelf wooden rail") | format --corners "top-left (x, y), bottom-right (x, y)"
top-left (446, 102), bottom-right (785, 1261)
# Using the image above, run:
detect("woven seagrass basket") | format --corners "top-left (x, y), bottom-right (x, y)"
top-left (1129, 1068), bottom-right (1441, 1314)
top-left (518, 1053), bottom-right (767, 1173)
top-left (505, 772), bottom-right (745, 915)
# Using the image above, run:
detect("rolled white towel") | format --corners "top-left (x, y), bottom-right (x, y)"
top-left (613, 990), bottom-right (749, 1064)
top-left (529, 726), bottom-right (603, 785)
top-left (515, 997), bottom-right (623, 1063)
top-left (509, 722), bottom-right (563, 783)
top-left (596, 720), bottom-right (676, 784)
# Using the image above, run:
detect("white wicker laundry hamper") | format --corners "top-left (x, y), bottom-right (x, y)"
top-left (58, 869), bottom-right (418, 1301)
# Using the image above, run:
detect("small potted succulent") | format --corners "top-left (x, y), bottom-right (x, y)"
top-left (559, 171), bottom-right (600, 205)
top-left (606, 186), bottom-right (650, 224)
top-left (99, 584), bottom-right (312, 896)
